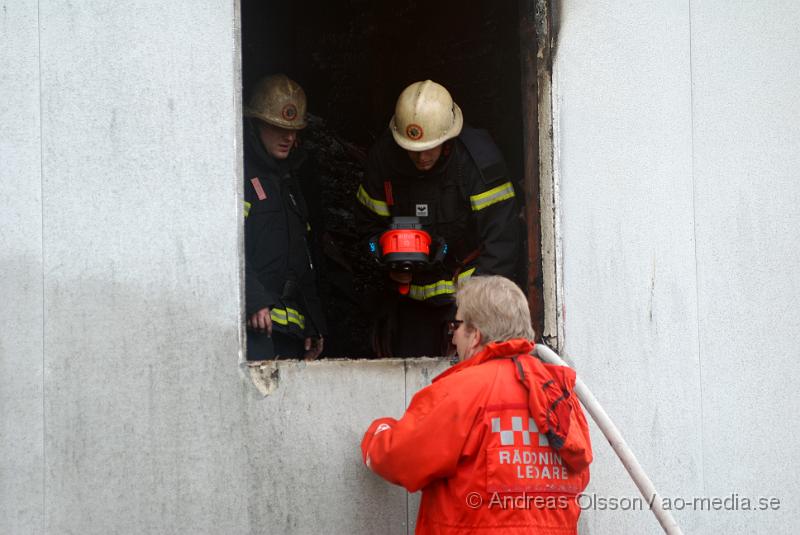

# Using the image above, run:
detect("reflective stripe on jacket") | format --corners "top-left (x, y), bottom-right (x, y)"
top-left (407, 268), bottom-right (476, 301)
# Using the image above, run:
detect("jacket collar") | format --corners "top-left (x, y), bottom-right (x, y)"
top-left (433, 338), bottom-right (535, 383)
top-left (385, 131), bottom-right (455, 180)
top-left (243, 117), bottom-right (307, 174)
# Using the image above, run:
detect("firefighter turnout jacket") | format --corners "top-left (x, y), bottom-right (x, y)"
top-left (244, 118), bottom-right (326, 340)
top-left (362, 339), bottom-right (592, 534)
top-left (355, 126), bottom-right (520, 305)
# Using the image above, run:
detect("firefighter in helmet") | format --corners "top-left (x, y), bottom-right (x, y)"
top-left (355, 80), bottom-right (521, 357)
top-left (244, 74), bottom-right (326, 360)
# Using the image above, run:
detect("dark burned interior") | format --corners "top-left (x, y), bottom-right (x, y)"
top-left (242, 0), bottom-right (531, 357)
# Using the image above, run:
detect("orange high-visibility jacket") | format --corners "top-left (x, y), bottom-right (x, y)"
top-left (361, 339), bottom-right (592, 535)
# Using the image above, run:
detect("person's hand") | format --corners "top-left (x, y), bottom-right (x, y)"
top-left (389, 271), bottom-right (412, 284)
top-left (248, 307), bottom-right (272, 335)
top-left (303, 336), bottom-right (324, 360)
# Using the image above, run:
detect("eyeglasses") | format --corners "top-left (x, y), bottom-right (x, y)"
top-left (447, 319), bottom-right (464, 336)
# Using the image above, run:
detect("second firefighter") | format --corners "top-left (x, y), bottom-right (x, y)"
top-left (355, 80), bottom-right (521, 357)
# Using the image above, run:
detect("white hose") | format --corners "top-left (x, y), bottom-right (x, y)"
top-left (535, 344), bottom-right (684, 535)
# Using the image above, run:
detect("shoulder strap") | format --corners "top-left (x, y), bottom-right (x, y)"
top-left (511, 354), bottom-right (527, 383)
top-left (457, 127), bottom-right (507, 184)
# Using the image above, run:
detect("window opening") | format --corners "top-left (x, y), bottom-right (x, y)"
top-left (241, 0), bottom-right (545, 358)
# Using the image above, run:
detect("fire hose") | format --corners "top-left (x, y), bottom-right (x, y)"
top-left (535, 344), bottom-right (684, 535)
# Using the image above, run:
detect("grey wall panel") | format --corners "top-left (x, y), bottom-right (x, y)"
top-left (556, 1), bottom-right (800, 533)
top-left (36, 2), bottom-right (244, 533)
top-left (243, 359), bottom-right (410, 535)
top-left (0, 1), bottom-right (44, 533)
top-left (691, 3), bottom-right (800, 533)
top-left (554, 2), bottom-right (703, 533)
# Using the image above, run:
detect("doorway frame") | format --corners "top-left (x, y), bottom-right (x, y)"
top-left (520, 0), bottom-right (563, 351)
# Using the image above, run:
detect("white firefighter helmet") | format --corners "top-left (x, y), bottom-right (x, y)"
top-left (244, 74), bottom-right (307, 130)
top-left (389, 80), bottom-right (463, 151)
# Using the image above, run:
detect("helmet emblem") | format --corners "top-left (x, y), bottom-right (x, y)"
top-left (282, 104), bottom-right (298, 121)
top-left (406, 124), bottom-right (424, 140)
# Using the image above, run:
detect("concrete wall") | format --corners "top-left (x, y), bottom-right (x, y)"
top-left (1, 1), bottom-right (246, 533)
top-left (241, 358), bottom-right (450, 535)
top-left (1, 1), bottom-right (45, 530)
top-left (4, 1), bottom-right (799, 534)
top-left (553, 1), bottom-right (800, 533)
top-left (1, 6), bottom-right (448, 534)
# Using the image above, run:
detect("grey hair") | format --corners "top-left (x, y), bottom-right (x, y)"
top-left (455, 275), bottom-right (535, 343)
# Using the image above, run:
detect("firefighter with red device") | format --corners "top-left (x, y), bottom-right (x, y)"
top-left (355, 80), bottom-right (522, 357)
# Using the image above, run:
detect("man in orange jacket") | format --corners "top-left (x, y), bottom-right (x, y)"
top-left (361, 276), bottom-right (593, 534)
